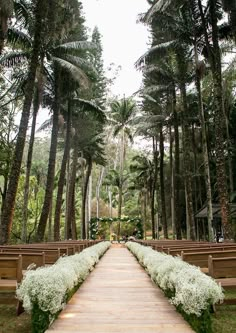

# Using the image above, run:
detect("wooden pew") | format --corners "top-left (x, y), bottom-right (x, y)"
top-left (169, 245), bottom-right (236, 256)
top-left (0, 256), bottom-right (23, 315)
top-left (0, 252), bottom-right (45, 270)
top-left (181, 250), bottom-right (236, 273)
top-left (0, 247), bottom-right (60, 265)
top-left (208, 256), bottom-right (236, 305)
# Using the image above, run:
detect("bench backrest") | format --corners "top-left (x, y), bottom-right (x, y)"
top-left (168, 245), bottom-right (236, 256)
top-left (182, 250), bottom-right (236, 267)
top-left (0, 252), bottom-right (45, 269)
top-left (0, 256), bottom-right (22, 282)
top-left (208, 256), bottom-right (236, 278)
top-left (0, 248), bottom-right (59, 264)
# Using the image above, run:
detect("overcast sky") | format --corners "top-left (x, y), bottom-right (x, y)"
top-left (82, 0), bottom-right (150, 98)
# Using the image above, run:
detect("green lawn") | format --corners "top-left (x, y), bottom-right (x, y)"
top-left (212, 305), bottom-right (236, 333)
top-left (0, 305), bottom-right (31, 333)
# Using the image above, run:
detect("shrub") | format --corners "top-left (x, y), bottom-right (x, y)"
top-left (126, 242), bottom-right (224, 333)
top-left (17, 241), bottom-right (111, 332)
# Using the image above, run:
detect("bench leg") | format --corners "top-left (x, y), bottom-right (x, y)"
top-left (16, 300), bottom-right (24, 316)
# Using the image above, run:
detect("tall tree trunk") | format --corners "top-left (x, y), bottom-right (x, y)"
top-left (81, 157), bottom-right (92, 239)
top-left (48, 201), bottom-right (53, 242)
top-left (66, 141), bottom-right (78, 239)
top-left (169, 126), bottom-right (175, 239)
top-left (194, 53), bottom-right (214, 241)
top-left (71, 184), bottom-right (77, 239)
top-left (117, 128), bottom-right (125, 242)
top-left (159, 126), bottom-right (168, 238)
top-left (21, 84), bottom-right (41, 243)
top-left (96, 167), bottom-right (105, 218)
top-left (0, 1), bottom-right (13, 55)
top-left (87, 174), bottom-right (92, 239)
top-left (198, 0), bottom-right (232, 239)
top-left (172, 87), bottom-right (182, 239)
top-left (0, 0), bottom-right (47, 244)
top-left (36, 66), bottom-right (60, 241)
top-left (178, 54), bottom-right (196, 240)
top-left (54, 99), bottom-right (71, 241)
top-left (190, 0), bottom-right (214, 241)
top-left (151, 137), bottom-right (158, 239)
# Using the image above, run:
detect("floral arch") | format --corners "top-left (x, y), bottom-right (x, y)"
top-left (89, 217), bottom-right (143, 240)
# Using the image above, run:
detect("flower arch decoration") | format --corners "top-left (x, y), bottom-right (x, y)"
top-left (89, 217), bottom-right (143, 240)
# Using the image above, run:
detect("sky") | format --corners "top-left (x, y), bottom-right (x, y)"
top-left (82, 0), bottom-right (150, 98)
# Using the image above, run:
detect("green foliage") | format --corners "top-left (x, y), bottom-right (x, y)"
top-left (89, 216), bottom-right (143, 240)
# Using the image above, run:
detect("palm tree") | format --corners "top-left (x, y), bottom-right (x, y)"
top-left (130, 155), bottom-right (155, 239)
top-left (108, 97), bottom-right (137, 241)
top-left (54, 97), bottom-right (106, 240)
top-left (0, 0), bottom-right (13, 54)
top-left (0, 0), bottom-right (48, 245)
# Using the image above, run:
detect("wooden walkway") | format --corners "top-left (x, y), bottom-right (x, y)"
top-left (46, 244), bottom-right (194, 333)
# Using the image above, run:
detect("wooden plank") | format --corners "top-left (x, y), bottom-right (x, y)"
top-left (46, 245), bottom-right (194, 333)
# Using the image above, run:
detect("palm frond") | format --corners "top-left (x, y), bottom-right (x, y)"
top-left (52, 57), bottom-right (90, 89)
top-left (61, 54), bottom-right (97, 78)
top-left (72, 98), bottom-right (106, 123)
top-left (141, 85), bottom-right (169, 95)
top-left (135, 40), bottom-right (177, 68)
top-left (7, 27), bottom-right (32, 49)
top-left (37, 117), bottom-right (52, 132)
top-left (0, 50), bottom-right (30, 66)
top-left (54, 41), bottom-right (96, 55)
top-left (14, 0), bottom-right (32, 28)
top-left (144, 0), bottom-right (174, 23)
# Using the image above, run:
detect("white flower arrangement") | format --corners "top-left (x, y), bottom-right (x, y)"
top-left (126, 241), bottom-right (224, 316)
top-left (16, 241), bottom-right (111, 314)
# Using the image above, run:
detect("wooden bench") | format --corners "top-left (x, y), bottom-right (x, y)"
top-left (208, 256), bottom-right (236, 305)
top-left (181, 250), bottom-right (236, 274)
top-left (0, 256), bottom-right (23, 315)
top-left (0, 252), bottom-right (45, 271)
top-left (169, 245), bottom-right (236, 257)
top-left (0, 247), bottom-right (60, 265)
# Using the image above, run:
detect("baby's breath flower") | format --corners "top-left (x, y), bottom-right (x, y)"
top-left (126, 241), bottom-right (224, 316)
top-left (16, 241), bottom-right (111, 315)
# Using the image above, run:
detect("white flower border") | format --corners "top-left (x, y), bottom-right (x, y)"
top-left (126, 241), bottom-right (224, 316)
top-left (17, 241), bottom-right (111, 315)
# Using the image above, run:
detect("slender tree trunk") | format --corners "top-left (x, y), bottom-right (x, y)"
top-left (71, 184), bottom-right (77, 239)
top-left (178, 54), bottom-right (196, 240)
top-left (169, 126), bottom-right (175, 239)
top-left (172, 87), bottom-right (182, 239)
top-left (159, 126), bottom-right (168, 238)
top-left (21, 85), bottom-right (41, 243)
top-left (36, 66), bottom-right (60, 241)
top-left (54, 99), bottom-right (71, 241)
top-left (0, 0), bottom-right (47, 244)
top-left (87, 174), bottom-right (92, 238)
top-left (198, 0), bottom-right (232, 239)
top-left (48, 201), bottom-right (53, 241)
top-left (81, 157), bottom-right (92, 239)
top-left (185, 182), bottom-right (190, 239)
top-left (151, 137), bottom-right (158, 239)
top-left (194, 49), bottom-right (214, 241)
top-left (66, 141), bottom-right (78, 239)
top-left (118, 128), bottom-right (125, 242)
top-left (210, 0), bottom-right (232, 239)
top-left (96, 167), bottom-right (105, 218)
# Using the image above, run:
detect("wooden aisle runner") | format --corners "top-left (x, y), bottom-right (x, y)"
top-left (46, 244), bottom-right (194, 332)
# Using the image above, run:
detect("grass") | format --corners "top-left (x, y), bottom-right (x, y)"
top-left (211, 290), bottom-right (236, 333)
top-left (0, 305), bottom-right (31, 333)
